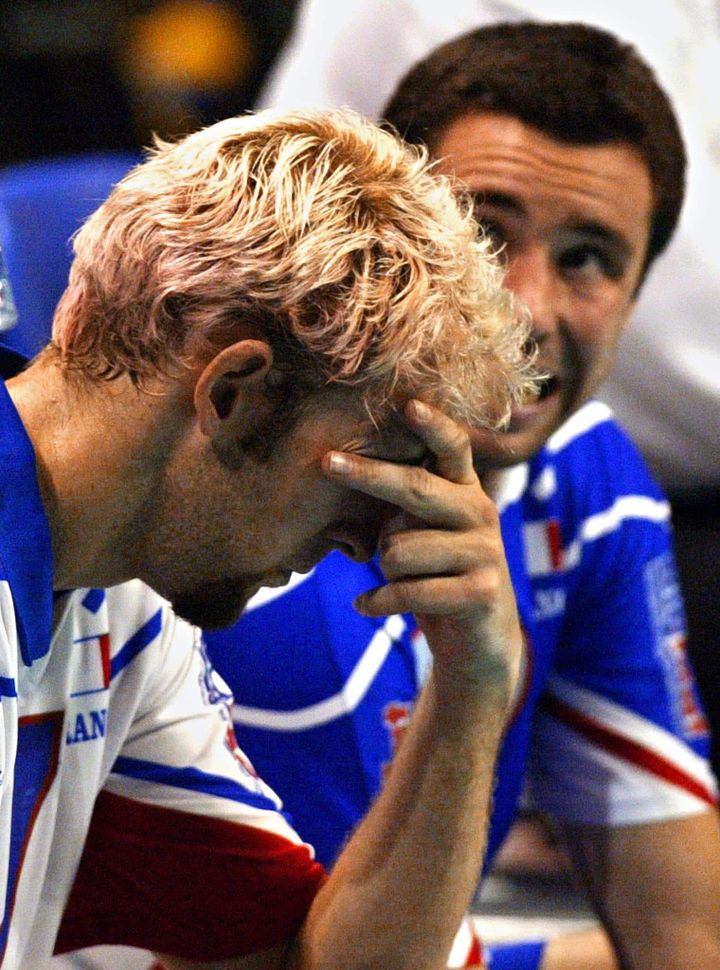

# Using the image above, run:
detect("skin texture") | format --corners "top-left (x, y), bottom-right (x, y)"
top-left (9, 343), bottom-right (524, 970)
top-left (429, 112), bottom-right (720, 970)
top-left (544, 928), bottom-right (618, 970)
top-left (556, 814), bottom-right (720, 970)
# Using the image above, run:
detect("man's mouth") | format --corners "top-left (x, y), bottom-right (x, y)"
top-left (506, 373), bottom-right (562, 430)
top-left (536, 374), bottom-right (560, 401)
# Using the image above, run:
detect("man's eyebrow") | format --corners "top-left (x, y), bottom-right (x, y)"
top-left (470, 191), bottom-right (526, 217)
top-left (567, 219), bottom-right (633, 257)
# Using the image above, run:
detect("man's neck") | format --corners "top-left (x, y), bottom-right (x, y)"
top-left (7, 359), bottom-right (188, 592)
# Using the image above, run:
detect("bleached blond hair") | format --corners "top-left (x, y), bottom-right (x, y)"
top-left (51, 108), bottom-right (534, 429)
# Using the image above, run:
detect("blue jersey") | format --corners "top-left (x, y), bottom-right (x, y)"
top-left (206, 401), bottom-right (717, 875)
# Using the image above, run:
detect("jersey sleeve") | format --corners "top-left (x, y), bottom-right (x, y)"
top-left (56, 597), bottom-right (325, 960)
top-left (527, 422), bottom-right (718, 825)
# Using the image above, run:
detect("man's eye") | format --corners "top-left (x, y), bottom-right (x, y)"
top-left (558, 245), bottom-right (623, 281)
top-left (476, 218), bottom-right (507, 255)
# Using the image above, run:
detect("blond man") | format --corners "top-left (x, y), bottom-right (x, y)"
top-left (0, 108), bottom-right (534, 969)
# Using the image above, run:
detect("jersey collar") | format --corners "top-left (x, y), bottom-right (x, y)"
top-left (0, 350), bottom-right (54, 665)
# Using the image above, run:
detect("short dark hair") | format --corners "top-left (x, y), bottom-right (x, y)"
top-left (383, 21), bottom-right (686, 279)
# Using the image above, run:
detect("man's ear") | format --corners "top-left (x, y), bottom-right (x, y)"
top-left (194, 339), bottom-right (274, 439)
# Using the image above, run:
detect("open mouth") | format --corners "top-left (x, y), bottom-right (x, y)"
top-left (537, 375), bottom-right (560, 402)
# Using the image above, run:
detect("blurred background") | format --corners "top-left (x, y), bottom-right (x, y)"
top-left (0, 0), bottom-right (301, 166)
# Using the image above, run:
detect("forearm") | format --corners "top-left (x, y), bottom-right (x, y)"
top-left (611, 918), bottom-right (720, 970)
top-left (291, 402), bottom-right (520, 970)
top-left (294, 672), bottom-right (511, 970)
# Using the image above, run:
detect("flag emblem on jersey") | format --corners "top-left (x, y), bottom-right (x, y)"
top-left (70, 632), bottom-right (111, 697)
top-left (198, 637), bottom-right (233, 708)
top-left (644, 552), bottom-right (708, 738)
top-left (523, 517), bottom-right (563, 576)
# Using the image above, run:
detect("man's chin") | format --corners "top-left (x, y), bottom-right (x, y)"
top-left (171, 581), bottom-right (256, 630)
top-left (470, 425), bottom-right (543, 470)
top-left (470, 400), bottom-right (567, 470)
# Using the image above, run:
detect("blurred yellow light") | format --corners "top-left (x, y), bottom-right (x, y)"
top-left (123, 0), bottom-right (253, 89)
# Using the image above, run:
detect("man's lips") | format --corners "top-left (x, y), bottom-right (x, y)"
top-left (536, 374), bottom-right (560, 401)
top-left (508, 375), bottom-right (561, 426)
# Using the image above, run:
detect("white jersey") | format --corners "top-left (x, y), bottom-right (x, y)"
top-left (0, 363), bottom-right (324, 969)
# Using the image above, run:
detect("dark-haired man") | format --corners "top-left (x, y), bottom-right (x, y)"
top-left (208, 22), bottom-right (720, 970)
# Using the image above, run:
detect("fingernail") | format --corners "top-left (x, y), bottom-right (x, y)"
top-left (327, 453), bottom-right (350, 475)
top-left (411, 400), bottom-right (431, 421)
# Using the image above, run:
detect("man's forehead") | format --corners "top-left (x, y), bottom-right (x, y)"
top-left (337, 393), bottom-right (430, 462)
top-left (433, 111), bottom-right (654, 226)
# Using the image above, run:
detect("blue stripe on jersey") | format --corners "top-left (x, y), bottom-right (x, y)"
top-left (81, 588), bottom-right (106, 614)
top-left (111, 756), bottom-right (281, 813)
top-left (0, 676), bottom-right (17, 698)
top-left (487, 940), bottom-right (546, 969)
top-left (110, 608), bottom-right (163, 680)
top-left (1, 362), bottom-right (54, 665)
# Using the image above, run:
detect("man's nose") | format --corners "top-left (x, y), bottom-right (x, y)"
top-left (505, 247), bottom-right (565, 341)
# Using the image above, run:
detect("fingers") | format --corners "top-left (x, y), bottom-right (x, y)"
top-left (323, 401), bottom-right (482, 528)
top-left (354, 569), bottom-right (505, 619)
top-left (403, 400), bottom-right (476, 485)
top-left (319, 399), bottom-right (521, 691)
top-left (377, 525), bottom-right (502, 582)
top-left (367, 508), bottom-right (507, 620)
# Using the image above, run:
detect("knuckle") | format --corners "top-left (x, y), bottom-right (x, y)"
top-left (473, 488), bottom-right (500, 522)
top-left (432, 418), bottom-right (469, 461)
top-left (467, 567), bottom-right (502, 605)
top-left (446, 420), bottom-right (470, 453)
top-left (405, 465), bottom-right (434, 504)
top-left (378, 533), bottom-right (405, 572)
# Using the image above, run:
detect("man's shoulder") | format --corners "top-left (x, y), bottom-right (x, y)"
top-left (543, 400), bottom-right (632, 458)
top-left (508, 402), bottom-right (671, 585)
top-left (57, 580), bottom-right (190, 668)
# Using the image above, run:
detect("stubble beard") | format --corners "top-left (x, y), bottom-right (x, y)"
top-left (171, 576), bottom-right (259, 630)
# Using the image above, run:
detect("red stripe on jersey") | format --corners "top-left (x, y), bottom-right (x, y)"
top-left (99, 633), bottom-right (111, 689)
top-left (542, 694), bottom-right (717, 807)
top-left (466, 927), bottom-right (484, 966)
top-left (55, 790), bottom-right (326, 960)
top-left (546, 519), bottom-right (563, 570)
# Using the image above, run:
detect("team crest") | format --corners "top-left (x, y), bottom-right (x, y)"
top-left (197, 636), bottom-right (258, 777)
